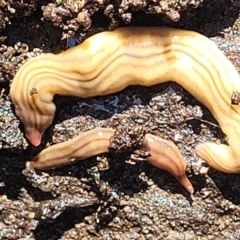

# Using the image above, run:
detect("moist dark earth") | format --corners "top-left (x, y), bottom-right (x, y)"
top-left (0, 0), bottom-right (240, 239)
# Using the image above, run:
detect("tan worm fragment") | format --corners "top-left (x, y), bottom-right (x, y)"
top-left (10, 27), bottom-right (240, 173)
top-left (29, 127), bottom-right (194, 194)
top-left (30, 128), bottom-right (114, 170)
top-left (142, 134), bottom-right (193, 194)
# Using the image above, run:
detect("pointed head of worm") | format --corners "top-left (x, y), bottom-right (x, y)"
top-left (143, 134), bottom-right (194, 194)
top-left (25, 127), bottom-right (42, 147)
top-left (20, 109), bottom-right (55, 147)
top-left (10, 53), bottom-right (58, 146)
top-left (10, 84), bottom-right (56, 146)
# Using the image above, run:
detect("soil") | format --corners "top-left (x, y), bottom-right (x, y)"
top-left (0, 0), bottom-right (240, 239)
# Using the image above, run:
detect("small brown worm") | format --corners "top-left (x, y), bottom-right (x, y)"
top-left (10, 27), bottom-right (240, 173)
top-left (29, 127), bottom-right (194, 194)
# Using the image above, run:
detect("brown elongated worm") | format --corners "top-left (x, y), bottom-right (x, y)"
top-left (10, 27), bottom-right (240, 173)
top-left (29, 127), bottom-right (194, 194)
